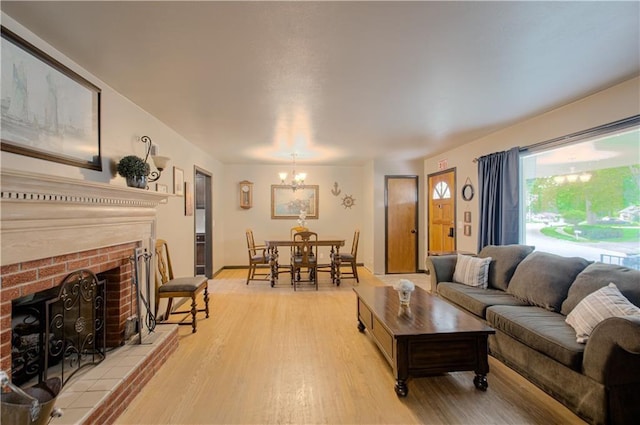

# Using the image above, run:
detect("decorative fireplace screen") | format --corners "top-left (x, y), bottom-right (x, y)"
top-left (11, 269), bottom-right (106, 387)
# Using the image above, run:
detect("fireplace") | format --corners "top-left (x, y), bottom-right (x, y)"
top-left (0, 169), bottom-right (176, 424)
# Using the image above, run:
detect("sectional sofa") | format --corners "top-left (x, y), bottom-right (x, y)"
top-left (424, 245), bottom-right (640, 425)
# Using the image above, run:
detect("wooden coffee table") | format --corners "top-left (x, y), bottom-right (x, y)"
top-left (354, 285), bottom-right (495, 397)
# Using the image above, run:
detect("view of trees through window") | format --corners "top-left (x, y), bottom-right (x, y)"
top-left (521, 124), bottom-right (639, 269)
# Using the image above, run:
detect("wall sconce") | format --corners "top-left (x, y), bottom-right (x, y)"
top-left (140, 135), bottom-right (170, 183)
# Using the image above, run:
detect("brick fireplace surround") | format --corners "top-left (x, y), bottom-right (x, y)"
top-left (1, 169), bottom-right (177, 424)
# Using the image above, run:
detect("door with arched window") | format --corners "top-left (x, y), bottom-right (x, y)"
top-left (428, 169), bottom-right (456, 253)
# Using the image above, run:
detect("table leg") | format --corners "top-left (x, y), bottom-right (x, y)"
top-left (473, 374), bottom-right (488, 391)
top-left (269, 247), bottom-right (278, 287)
top-left (357, 319), bottom-right (365, 333)
top-left (474, 336), bottom-right (490, 390)
top-left (330, 246), bottom-right (336, 284)
top-left (334, 245), bottom-right (341, 286)
top-left (395, 379), bottom-right (408, 397)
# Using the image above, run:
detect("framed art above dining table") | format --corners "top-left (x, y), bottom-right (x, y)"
top-left (271, 185), bottom-right (319, 219)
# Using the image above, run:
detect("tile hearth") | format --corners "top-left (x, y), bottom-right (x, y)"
top-left (47, 325), bottom-right (177, 425)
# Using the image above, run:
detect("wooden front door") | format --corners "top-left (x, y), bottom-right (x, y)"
top-left (386, 176), bottom-right (418, 273)
top-left (428, 170), bottom-right (456, 253)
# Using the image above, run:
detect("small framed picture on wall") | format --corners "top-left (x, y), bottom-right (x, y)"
top-left (184, 181), bottom-right (193, 216)
top-left (173, 167), bottom-right (184, 196)
top-left (464, 211), bottom-right (472, 223)
top-left (464, 224), bottom-right (472, 237)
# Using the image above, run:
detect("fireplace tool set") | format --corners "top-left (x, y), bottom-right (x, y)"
top-left (130, 247), bottom-right (157, 344)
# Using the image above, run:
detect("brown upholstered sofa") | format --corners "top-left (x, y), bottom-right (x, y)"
top-left (424, 245), bottom-right (640, 425)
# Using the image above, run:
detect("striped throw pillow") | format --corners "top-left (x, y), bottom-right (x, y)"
top-left (453, 254), bottom-right (492, 289)
top-left (566, 282), bottom-right (640, 344)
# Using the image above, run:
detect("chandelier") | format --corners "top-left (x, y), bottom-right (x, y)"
top-left (553, 167), bottom-right (592, 184)
top-left (279, 153), bottom-right (307, 191)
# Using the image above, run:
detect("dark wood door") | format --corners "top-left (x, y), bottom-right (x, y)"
top-left (428, 170), bottom-right (456, 253)
top-left (386, 176), bottom-right (418, 273)
top-left (195, 168), bottom-right (213, 278)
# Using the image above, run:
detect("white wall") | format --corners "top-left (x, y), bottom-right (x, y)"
top-left (424, 76), bottom-right (640, 257)
top-left (0, 13), bottom-right (225, 277)
top-left (361, 161), bottom-right (375, 272)
top-left (371, 158), bottom-right (425, 274)
top-left (222, 164), bottom-right (365, 266)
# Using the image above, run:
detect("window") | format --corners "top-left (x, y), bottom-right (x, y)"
top-left (433, 181), bottom-right (451, 200)
top-left (520, 118), bottom-right (640, 268)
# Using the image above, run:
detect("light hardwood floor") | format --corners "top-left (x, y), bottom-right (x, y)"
top-left (116, 268), bottom-right (586, 425)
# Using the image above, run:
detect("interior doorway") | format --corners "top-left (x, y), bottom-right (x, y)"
top-left (428, 169), bottom-right (456, 253)
top-left (385, 175), bottom-right (418, 273)
top-left (194, 167), bottom-right (213, 278)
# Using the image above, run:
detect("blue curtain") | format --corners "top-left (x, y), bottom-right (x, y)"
top-left (477, 147), bottom-right (520, 251)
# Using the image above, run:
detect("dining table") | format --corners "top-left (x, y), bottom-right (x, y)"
top-left (264, 238), bottom-right (345, 287)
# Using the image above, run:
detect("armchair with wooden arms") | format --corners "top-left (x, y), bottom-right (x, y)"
top-left (155, 239), bottom-right (209, 333)
top-left (246, 229), bottom-right (270, 284)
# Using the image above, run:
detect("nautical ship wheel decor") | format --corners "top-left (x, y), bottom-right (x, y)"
top-left (341, 194), bottom-right (356, 209)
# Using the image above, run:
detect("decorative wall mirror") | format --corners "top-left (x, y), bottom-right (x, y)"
top-left (461, 178), bottom-right (474, 201)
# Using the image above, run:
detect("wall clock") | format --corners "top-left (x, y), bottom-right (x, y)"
top-left (239, 180), bottom-right (253, 209)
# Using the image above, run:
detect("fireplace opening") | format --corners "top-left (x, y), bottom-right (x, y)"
top-left (11, 270), bottom-right (106, 388)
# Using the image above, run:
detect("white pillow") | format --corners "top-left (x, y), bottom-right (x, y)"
top-left (566, 282), bottom-right (640, 344)
top-left (453, 254), bottom-right (492, 289)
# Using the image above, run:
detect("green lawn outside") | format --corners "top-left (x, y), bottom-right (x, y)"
top-left (540, 224), bottom-right (640, 243)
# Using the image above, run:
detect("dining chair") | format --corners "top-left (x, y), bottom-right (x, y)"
top-left (336, 229), bottom-right (360, 283)
top-left (246, 229), bottom-right (270, 284)
top-left (291, 231), bottom-right (318, 290)
top-left (155, 239), bottom-right (209, 333)
top-left (290, 225), bottom-right (308, 239)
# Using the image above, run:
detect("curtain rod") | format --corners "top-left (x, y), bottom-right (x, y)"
top-left (472, 114), bottom-right (640, 163)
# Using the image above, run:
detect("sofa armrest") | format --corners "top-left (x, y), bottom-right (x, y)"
top-left (424, 255), bottom-right (457, 293)
top-left (583, 316), bottom-right (640, 386)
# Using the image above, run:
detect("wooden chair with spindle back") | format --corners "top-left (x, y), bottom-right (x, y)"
top-left (155, 239), bottom-right (209, 333)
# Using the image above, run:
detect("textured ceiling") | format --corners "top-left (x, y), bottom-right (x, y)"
top-left (2, 1), bottom-right (639, 165)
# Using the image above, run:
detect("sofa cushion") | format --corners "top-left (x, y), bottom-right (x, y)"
top-left (438, 282), bottom-right (528, 318)
top-left (452, 254), bottom-right (492, 288)
top-left (566, 283), bottom-right (640, 343)
top-left (487, 305), bottom-right (585, 370)
top-left (507, 251), bottom-right (591, 312)
top-left (561, 262), bottom-right (640, 315)
top-left (478, 244), bottom-right (535, 290)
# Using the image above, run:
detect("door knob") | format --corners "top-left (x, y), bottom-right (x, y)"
top-left (448, 227), bottom-right (455, 238)
top-left (410, 229), bottom-right (417, 234)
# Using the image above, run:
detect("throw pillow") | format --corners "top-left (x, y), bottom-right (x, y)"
top-left (561, 262), bottom-right (640, 315)
top-left (477, 244), bottom-right (535, 291)
top-left (453, 254), bottom-right (492, 288)
top-left (507, 251), bottom-right (591, 312)
top-left (566, 283), bottom-right (640, 343)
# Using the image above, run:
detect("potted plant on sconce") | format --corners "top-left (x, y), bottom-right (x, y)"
top-left (117, 155), bottom-right (150, 188)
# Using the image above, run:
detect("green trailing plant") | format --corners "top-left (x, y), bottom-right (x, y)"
top-left (116, 155), bottom-right (150, 178)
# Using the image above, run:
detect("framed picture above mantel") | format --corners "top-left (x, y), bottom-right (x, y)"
top-left (0, 26), bottom-right (102, 171)
top-left (271, 185), bottom-right (319, 219)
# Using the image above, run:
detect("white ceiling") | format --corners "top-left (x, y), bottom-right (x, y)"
top-left (2, 1), bottom-right (639, 166)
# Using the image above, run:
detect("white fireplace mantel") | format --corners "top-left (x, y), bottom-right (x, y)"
top-left (1, 169), bottom-right (169, 266)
